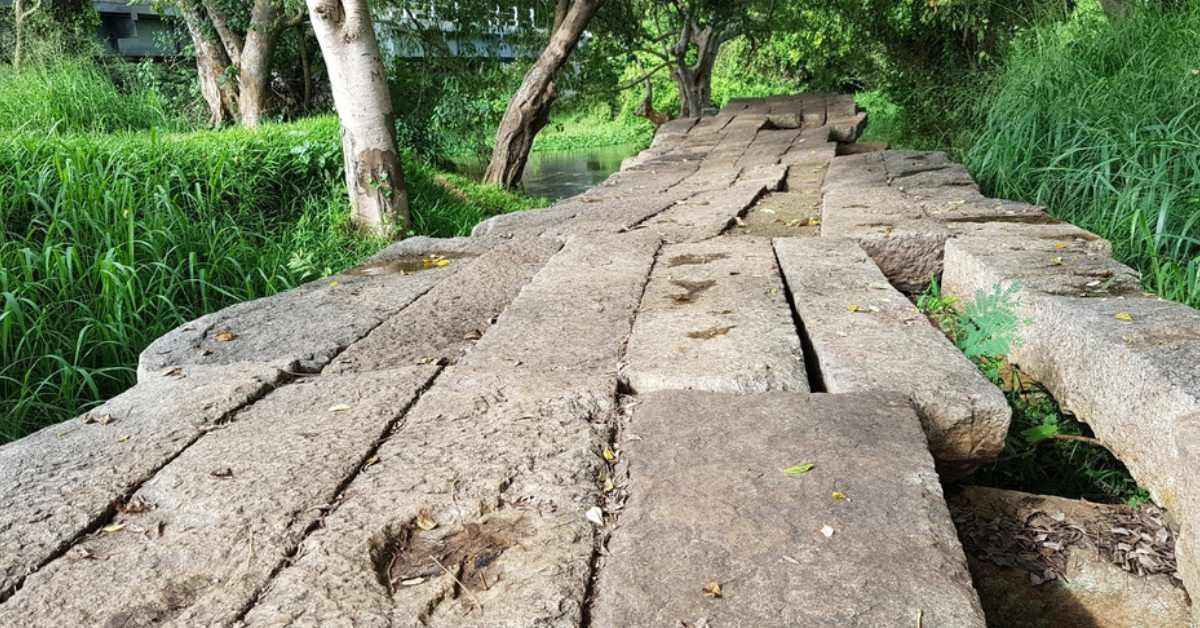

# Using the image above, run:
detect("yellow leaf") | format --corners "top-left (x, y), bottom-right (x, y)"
top-left (1051, 256), bottom-right (1064, 266)
top-left (832, 491), bottom-right (847, 501)
top-left (214, 330), bottom-right (238, 342)
top-left (102, 522), bottom-right (126, 534)
top-left (1054, 242), bottom-right (1067, 250)
top-left (784, 462), bottom-right (815, 477)
top-left (603, 475), bottom-right (616, 493)
top-left (328, 280), bottom-right (340, 288)
top-left (702, 581), bottom-right (722, 598)
top-left (602, 448), bottom-right (617, 462)
top-left (1115, 312), bottom-right (1134, 322)
top-left (415, 511), bottom-right (438, 531)
top-left (847, 304), bottom-right (860, 313)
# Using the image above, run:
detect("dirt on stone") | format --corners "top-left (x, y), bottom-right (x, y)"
top-left (666, 253), bottom-right (729, 267)
top-left (381, 516), bottom-right (531, 596)
top-left (668, 279), bottom-right (717, 304)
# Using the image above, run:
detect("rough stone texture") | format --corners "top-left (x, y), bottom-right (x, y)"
top-left (642, 181), bottom-right (768, 242)
top-left (622, 238), bottom-right (808, 395)
top-left (775, 237), bottom-right (1010, 473)
top-left (240, 233), bottom-right (660, 627)
top-left (136, 239), bottom-right (489, 377)
top-left (943, 225), bottom-right (1200, 615)
top-left (591, 390), bottom-right (986, 627)
top-left (0, 363), bottom-right (283, 600)
top-left (328, 238), bottom-right (563, 374)
top-left (0, 367), bottom-right (439, 627)
top-left (821, 150), bottom-right (1061, 292)
top-left (950, 486), bottom-right (1191, 628)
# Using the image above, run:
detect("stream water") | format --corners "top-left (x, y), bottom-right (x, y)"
top-left (456, 143), bottom-right (642, 201)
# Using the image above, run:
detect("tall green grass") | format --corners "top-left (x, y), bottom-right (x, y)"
top-left (0, 113), bottom-right (545, 443)
top-left (964, 7), bottom-right (1200, 307)
top-left (0, 57), bottom-right (184, 134)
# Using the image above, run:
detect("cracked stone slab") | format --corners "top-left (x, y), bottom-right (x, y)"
top-left (136, 240), bottom-right (484, 377)
top-left (240, 233), bottom-right (660, 627)
top-left (328, 238), bottom-right (563, 374)
top-left (0, 362), bottom-right (283, 600)
top-left (622, 238), bottom-right (808, 394)
top-left (0, 366), bottom-right (439, 627)
top-left (774, 237), bottom-right (1009, 474)
top-left (943, 228), bottom-right (1200, 613)
top-left (949, 486), bottom-right (1191, 628)
top-left (591, 390), bottom-right (985, 627)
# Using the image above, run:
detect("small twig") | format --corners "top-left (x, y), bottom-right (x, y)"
top-left (1042, 433), bottom-right (1114, 453)
top-left (430, 556), bottom-right (482, 614)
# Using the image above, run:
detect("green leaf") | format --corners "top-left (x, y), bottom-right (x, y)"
top-left (1021, 423), bottom-right (1059, 444)
top-left (783, 462), bottom-right (815, 477)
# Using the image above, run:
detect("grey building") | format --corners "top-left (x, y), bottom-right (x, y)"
top-left (0, 1), bottom-right (181, 58)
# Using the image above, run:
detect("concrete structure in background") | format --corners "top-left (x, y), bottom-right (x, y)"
top-left (0, 1), bottom-right (182, 58)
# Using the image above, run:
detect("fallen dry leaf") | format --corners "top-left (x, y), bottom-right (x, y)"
top-left (1114, 312), bottom-right (1134, 322)
top-left (210, 467), bottom-right (234, 478)
top-left (821, 525), bottom-right (835, 538)
top-left (602, 448), bottom-right (617, 462)
top-left (832, 491), bottom-right (847, 502)
top-left (214, 330), bottom-right (238, 342)
top-left (101, 522), bottom-right (126, 534)
top-left (329, 403), bottom-right (352, 412)
top-left (702, 581), bottom-right (722, 598)
top-left (846, 304), bottom-right (861, 313)
top-left (415, 511), bottom-right (438, 531)
top-left (585, 506), bottom-right (605, 526)
top-left (161, 367), bottom-right (184, 378)
top-left (83, 413), bottom-right (115, 426)
top-left (1051, 256), bottom-right (1064, 266)
top-left (463, 329), bottom-right (483, 341)
top-left (687, 325), bottom-right (735, 340)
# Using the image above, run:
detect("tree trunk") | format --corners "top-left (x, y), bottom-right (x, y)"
top-left (307, 0), bottom-right (410, 235)
top-left (12, 0), bottom-right (42, 68)
top-left (238, 0), bottom-right (283, 127)
top-left (482, 0), bottom-right (602, 189)
top-left (635, 78), bottom-right (670, 127)
top-left (1098, 0), bottom-right (1129, 20)
top-left (672, 20), bottom-right (722, 119)
top-left (177, 0), bottom-right (236, 125)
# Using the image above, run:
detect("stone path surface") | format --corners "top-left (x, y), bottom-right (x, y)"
top-left (1, 93), bottom-right (1196, 626)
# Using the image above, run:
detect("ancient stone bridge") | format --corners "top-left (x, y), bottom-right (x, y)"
top-left (2, 95), bottom-right (1198, 626)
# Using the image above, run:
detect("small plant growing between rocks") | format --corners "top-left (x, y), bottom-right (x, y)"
top-left (917, 277), bottom-right (1150, 506)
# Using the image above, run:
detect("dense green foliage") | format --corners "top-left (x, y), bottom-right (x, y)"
top-left (918, 279), bottom-right (1149, 505)
top-left (964, 7), bottom-right (1200, 308)
top-left (0, 56), bottom-right (544, 443)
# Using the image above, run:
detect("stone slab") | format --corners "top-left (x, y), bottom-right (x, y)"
top-left (622, 238), bottom-right (808, 394)
top-left (943, 227), bottom-right (1200, 616)
top-left (642, 182), bottom-right (768, 243)
top-left (136, 239), bottom-right (487, 376)
top-left (821, 151), bottom-right (1075, 292)
top-left (0, 363), bottom-right (283, 600)
top-left (0, 367), bottom-right (439, 626)
top-left (327, 238), bottom-right (563, 374)
top-left (239, 233), bottom-right (661, 627)
top-left (775, 237), bottom-right (1010, 473)
top-left (591, 390), bottom-right (986, 627)
top-left (950, 486), bottom-right (1190, 628)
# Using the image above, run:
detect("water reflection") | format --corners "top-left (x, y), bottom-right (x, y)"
top-left (456, 143), bottom-right (641, 201)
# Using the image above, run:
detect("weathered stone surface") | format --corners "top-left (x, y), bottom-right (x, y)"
top-left (943, 226), bottom-right (1200, 614)
top-left (328, 238), bottom-right (563, 374)
top-left (591, 390), bottom-right (986, 627)
top-left (950, 486), bottom-right (1190, 628)
top-left (0, 363), bottom-right (283, 600)
top-left (642, 181), bottom-right (768, 242)
top-left (775, 237), bottom-right (1009, 472)
top-left (136, 240), bottom-right (485, 377)
top-left (822, 150), bottom-right (1069, 291)
top-left (0, 367), bottom-right (438, 626)
top-left (733, 190), bottom-right (823, 237)
top-left (622, 238), bottom-right (808, 394)
top-left (239, 233), bottom-right (659, 627)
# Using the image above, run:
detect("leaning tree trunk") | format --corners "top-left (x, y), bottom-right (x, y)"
top-left (238, 0), bottom-right (283, 127)
top-left (307, 0), bottom-right (410, 235)
top-left (672, 21), bottom-right (722, 119)
top-left (177, 0), bottom-right (236, 125)
top-left (482, 0), bottom-right (602, 189)
top-left (12, 0), bottom-right (42, 68)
